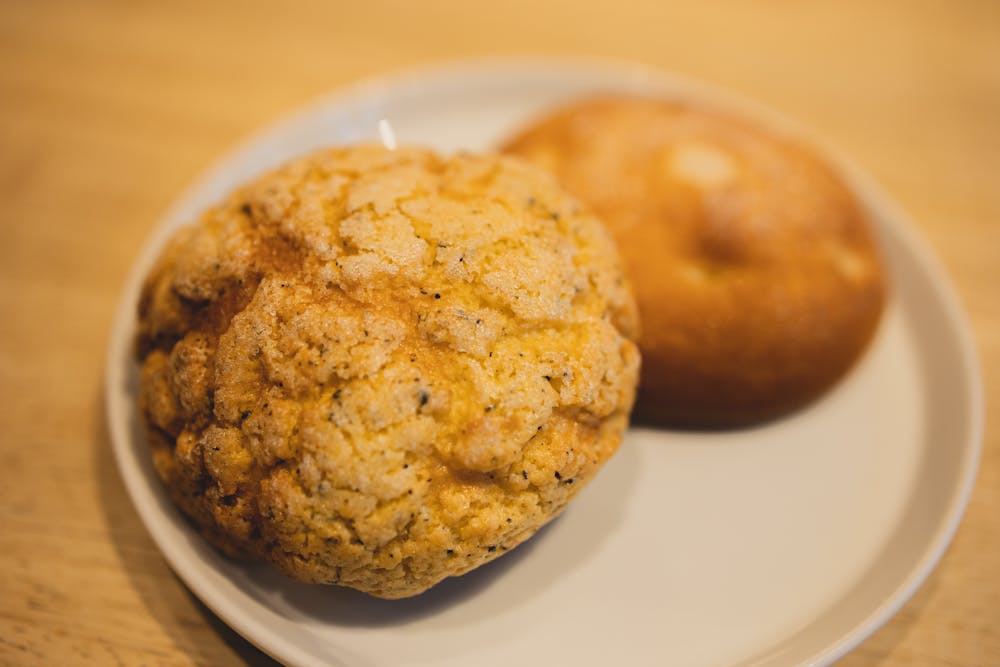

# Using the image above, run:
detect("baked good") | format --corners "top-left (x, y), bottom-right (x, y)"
top-left (502, 95), bottom-right (886, 427)
top-left (136, 144), bottom-right (640, 598)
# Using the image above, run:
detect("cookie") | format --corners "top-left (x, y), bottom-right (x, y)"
top-left (503, 95), bottom-right (885, 426)
top-left (136, 144), bottom-right (639, 598)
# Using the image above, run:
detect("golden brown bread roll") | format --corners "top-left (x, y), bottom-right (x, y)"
top-left (503, 95), bottom-right (886, 427)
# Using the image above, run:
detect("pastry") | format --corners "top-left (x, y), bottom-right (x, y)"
top-left (503, 95), bottom-right (885, 426)
top-left (136, 144), bottom-right (640, 597)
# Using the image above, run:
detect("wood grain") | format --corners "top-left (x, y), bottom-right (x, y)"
top-left (1, 1), bottom-right (997, 664)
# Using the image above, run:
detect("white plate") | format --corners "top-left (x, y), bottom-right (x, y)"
top-left (105, 59), bottom-right (983, 667)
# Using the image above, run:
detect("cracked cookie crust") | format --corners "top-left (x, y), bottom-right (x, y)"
top-left (136, 144), bottom-right (640, 598)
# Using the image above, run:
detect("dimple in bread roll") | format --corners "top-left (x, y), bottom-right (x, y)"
top-left (503, 95), bottom-right (886, 427)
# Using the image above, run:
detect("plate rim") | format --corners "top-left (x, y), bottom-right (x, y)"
top-left (104, 56), bottom-right (984, 667)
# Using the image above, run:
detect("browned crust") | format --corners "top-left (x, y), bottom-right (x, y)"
top-left (503, 95), bottom-right (886, 427)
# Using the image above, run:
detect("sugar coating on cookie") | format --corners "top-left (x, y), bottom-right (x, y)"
top-left (137, 145), bottom-right (639, 598)
top-left (503, 95), bottom-right (886, 426)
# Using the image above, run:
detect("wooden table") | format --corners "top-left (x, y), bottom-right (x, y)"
top-left (1, 1), bottom-right (996, 664)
